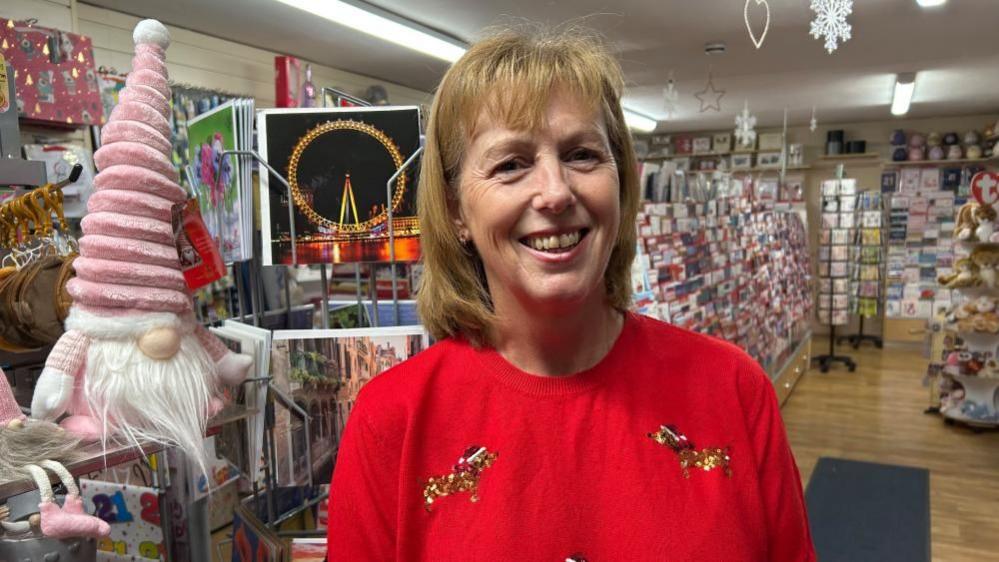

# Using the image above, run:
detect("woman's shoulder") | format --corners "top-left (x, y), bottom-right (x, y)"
top-left (350, 337), bottom-right (473, 421)
top-left (627, 313), bottom-right (769, 387)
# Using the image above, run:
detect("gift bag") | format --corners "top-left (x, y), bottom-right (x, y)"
top-left (79, 478), bottom-right (165, 561)
top-left (0, 18), bottom-right (104, 126)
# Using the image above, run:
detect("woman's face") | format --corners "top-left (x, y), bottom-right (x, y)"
top-left (455, 90), bottom-right (621, 314)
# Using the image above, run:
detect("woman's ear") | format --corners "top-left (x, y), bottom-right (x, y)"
top-left (454, 217), bottom-right (470, 244)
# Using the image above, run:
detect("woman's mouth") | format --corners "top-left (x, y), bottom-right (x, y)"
top-left (519, 228), bottom-right (589, 254)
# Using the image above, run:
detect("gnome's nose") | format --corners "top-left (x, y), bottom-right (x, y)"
top-left (137, 327), bottom-right (181, 360)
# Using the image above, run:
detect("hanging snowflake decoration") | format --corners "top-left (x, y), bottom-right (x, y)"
top-left (810, 106), bottom-right (818, 133)
top-left (663, 71), bottom-right (679, 117)
top-left (734, 101), bottom-right (757, 149)
top-left (810, 0), bottom-right (852, 54)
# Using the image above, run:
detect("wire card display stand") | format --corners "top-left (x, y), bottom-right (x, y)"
top-left (838, 190), bottom-right (885, 349)
top-left (207, 88), bottom-right (424, 554)
top-left (813, 167), bottom-right (858, 373)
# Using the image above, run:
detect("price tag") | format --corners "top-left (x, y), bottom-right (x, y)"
top-left (171, 198), bottom-right (226, 290)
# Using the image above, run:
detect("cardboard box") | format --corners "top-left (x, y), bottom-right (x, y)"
top-left (713, 133), bottom-right (732, 153)
top-left (693, 137), bottom-right (713, 154)
top-left (758, 132), bottom-right (783, 151)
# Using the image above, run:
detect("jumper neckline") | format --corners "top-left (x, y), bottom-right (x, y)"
top-left (472, 312), bottom-right (635, 397)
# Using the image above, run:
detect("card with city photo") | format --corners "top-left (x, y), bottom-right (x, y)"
top-left (269, 326), bottom-right (430, 486)
top-left (258, 106), bottom-right (422, 265)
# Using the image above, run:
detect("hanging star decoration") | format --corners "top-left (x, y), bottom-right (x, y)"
top-left (810, 0), bottom-right (853, 54)
top-left (422, 445), bottom-right (498, 511)
top-left (810, 106), bottom-right (818, 133)
top-left (662, 71), bottom-right (679, 117)
top-left (734, 101), bottom-right (758, 149)
top-left (694, 72), bottom-right (725, 113)
top-left (648, 425), bottom-right (732, 478)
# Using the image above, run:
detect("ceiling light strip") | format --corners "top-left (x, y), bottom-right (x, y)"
top-left (274, 0), bottom-right (467, 62)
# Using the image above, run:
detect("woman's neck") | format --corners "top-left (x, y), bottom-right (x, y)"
top-left (489, 293), bottom-right (624, 377)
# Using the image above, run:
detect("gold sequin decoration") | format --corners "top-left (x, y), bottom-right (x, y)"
top-left (422, 446), bottom-right (498, 511)
top-left (647, 425), bottom-right (732, 478)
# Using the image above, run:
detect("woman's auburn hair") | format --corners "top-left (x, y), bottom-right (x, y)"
top-left (416, 24), bottom-right (641, 347)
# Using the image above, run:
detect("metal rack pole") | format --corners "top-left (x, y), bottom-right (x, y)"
top-left (385, 146), bottom-right (424, 326)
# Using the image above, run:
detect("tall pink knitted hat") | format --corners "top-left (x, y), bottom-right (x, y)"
top-left (67, 20), bottom-right (191, 315)
top-left (0, 367), bottom-right (26, 424)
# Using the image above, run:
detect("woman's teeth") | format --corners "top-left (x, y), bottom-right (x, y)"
top-left (524, 230), bottom-right (581, 252)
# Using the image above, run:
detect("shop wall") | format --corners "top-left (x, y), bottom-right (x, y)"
top-left (1, 0), bottom-right (433, 110)
top-left (787, 113), bottom-right (998, 339)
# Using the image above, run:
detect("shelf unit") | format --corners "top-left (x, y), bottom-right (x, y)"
top-left (0, 407), bottom-right (257, 501)
top-left (935, 233), bottom-right (999, 429)
top-left (883, 157), bottom-right (997, 167)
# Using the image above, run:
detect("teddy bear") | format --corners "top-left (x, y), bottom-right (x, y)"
top-left (939, 258), bottom-right (980, 288)
top-left (955, 202), bottom-right (998, 242)
top-left (981, 359), bottom-right (999, 379)
top-left (972, 312), bottom-right (999, 334)
top-left (955, 203), bottom-right (978, 241)
top-left (970, 248), bottom-right (999, 287)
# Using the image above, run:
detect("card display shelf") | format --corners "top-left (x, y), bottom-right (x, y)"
top-left (817, 153), bottom-right (881, 161)
top-left (0, 407), bottom-right (257, 500)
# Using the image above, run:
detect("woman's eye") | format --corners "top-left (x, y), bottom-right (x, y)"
top-left (567, 149), bottom-right (598, 162)
top-left (494, 159), bottom-right (526, 174)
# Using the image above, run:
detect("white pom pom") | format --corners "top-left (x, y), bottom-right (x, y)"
top-left (133, 19), bottom-right (170, 49)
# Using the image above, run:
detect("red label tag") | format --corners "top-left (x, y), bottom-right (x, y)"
top-left (971, 171), bottom-right (999, 206)
top-left (172, 199), bottom-right (226, 290)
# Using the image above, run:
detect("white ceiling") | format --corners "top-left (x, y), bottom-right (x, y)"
top-left (84, 0), bottom-right (999, 132)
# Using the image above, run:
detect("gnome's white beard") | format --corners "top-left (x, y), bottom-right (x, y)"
top-left (83, 326), bottom-right (217, 471)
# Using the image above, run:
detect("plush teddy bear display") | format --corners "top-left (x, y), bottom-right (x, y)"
top-left (938, 257), bottom-right (980, 288)
top-left (945, 296), bottom-right (999, 334)
top-left (954, 202), bottom-right (999, 242)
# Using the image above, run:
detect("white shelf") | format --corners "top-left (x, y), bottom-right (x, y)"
top-left (883, 157), bottom-right (996, 167)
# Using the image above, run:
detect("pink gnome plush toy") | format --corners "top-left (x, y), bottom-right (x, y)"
top-left (30, 20), bottom-right (252, 466)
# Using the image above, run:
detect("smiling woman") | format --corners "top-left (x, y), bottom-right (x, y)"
top-left (326, 25), bottom-right (816, 562)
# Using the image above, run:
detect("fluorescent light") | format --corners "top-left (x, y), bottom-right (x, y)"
top-left (916, 0), bottom-right (947, 7)
top-left (274, 0), bottom-right (466, 62)
top-left (891, 73), bottom-right (916, 116)
top-left (623, 108), bottom-right (657, 132)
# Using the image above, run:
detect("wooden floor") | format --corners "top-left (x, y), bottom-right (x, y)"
top-left (782, 341), bottom-right (999, 562)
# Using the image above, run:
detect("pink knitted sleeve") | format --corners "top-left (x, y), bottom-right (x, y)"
top-left (195, 324), bottom-right (230, 363)
top-left (44, 330), bottom-right (90, 379)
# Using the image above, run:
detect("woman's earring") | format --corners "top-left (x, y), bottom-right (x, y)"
top-left (458, 231), bottom-right (470, 245)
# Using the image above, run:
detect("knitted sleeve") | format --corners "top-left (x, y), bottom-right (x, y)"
top-left (44, 330), bottom-right (90, 378)
top-left (326, 397), bottom-right (399, 560)
top-left (194, 324), bottom-right (230, 362)
top-left (740, 359), bottom-right (817, 562)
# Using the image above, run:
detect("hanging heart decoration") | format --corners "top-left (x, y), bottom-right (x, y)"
top-left (744, 0), bottom-right (771, 50)
top-left (971, 171), bottom-right (999, 206)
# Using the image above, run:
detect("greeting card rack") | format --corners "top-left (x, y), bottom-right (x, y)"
top-left (838, 190), bottom-right (885, 349)
top-left (813, 171), bottom-right (858, 373)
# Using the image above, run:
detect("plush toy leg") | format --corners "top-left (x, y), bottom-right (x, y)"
top-left (59, 414), bottom-right (104, 440)
top-left (29, 461), bottom-right (110, 539)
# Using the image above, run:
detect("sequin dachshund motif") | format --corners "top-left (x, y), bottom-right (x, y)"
top-left (422, 446), bottom-right (498, 511)
top-left (647, 425), bottom-right (732, 478)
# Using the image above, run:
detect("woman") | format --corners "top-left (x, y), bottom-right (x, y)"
top-left (327, 27), bottom-right (816, 561)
